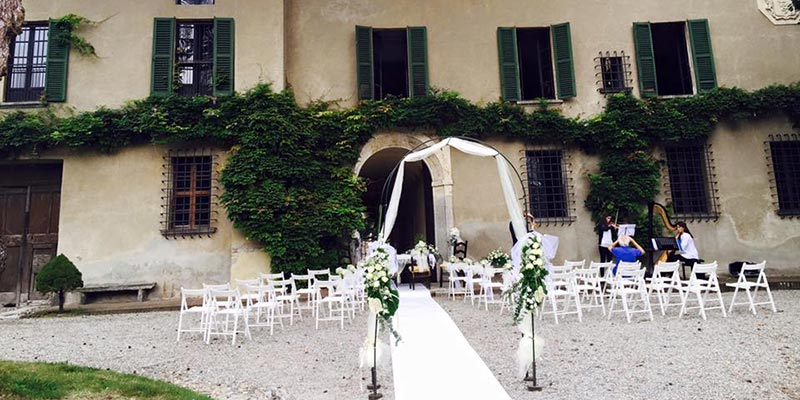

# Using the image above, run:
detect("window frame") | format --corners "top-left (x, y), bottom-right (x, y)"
top-left (662, 142), bottom-right (719, 220)
top-left (161, 149), bottom-right (218, 238)
top-left (4, 22), bottom-right (49, 103)
top-left (175, 20), bottom-right (214, 97)
top-left (595, 51), bottom-right (632, 94)
top-left (649, 21), bottom-right (695, 97)
top-left (524, 148), bottom-right (575, 224)
top-left (767, 135), bottom-right (800, 217)
top-left (515, 27), bottom-right (556, 101)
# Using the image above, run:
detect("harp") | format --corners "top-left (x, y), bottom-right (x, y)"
top-left (648, 201), bottom-right (680, 265)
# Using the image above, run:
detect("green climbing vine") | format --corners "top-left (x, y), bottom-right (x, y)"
top-left (0, 82), bottom-right (798, 273)
top-left (52, 14), bottom-right (97, 57)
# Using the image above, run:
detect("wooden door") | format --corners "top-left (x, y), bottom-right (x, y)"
top-left (0, 164), bottom-right (61, 305)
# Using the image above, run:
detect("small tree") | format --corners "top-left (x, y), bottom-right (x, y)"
top-left (35, 254), bottom-right (83, 313)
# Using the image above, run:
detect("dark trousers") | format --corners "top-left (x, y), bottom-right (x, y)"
top-left (667, 254), bottom-right (701, 279)
top-left (598, 246), bottom-right (613, 263)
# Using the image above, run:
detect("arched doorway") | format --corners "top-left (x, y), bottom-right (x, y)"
top-left (358, 147), bottom-right (434, 253)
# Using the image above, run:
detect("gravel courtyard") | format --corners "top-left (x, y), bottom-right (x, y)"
top-left (0, 310), bottom-right (393, 400)
top-left (437, 290), bottom-right (800, 400)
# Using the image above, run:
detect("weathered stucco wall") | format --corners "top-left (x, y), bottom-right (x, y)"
top-left (286, 0), bottom-right (800, 114)
top-left (5, 0), bottom-right (285, 111)
top-left (51, 145), bottom-right (269, 300)
top-left (657, 117), bottom-right (800, 276)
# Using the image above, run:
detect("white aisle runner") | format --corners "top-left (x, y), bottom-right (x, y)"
top-left (391, 287), bottom-right (512, 400)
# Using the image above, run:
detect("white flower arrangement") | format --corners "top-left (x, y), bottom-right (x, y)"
top-left (504, 234), bottom-right (549, 324)
top-left (484, 248), bottom-right (511, 268)
top-left (449, 255), bottom-right (458, 263)
top-left (335, 264), bottom-right (357, 277)
top-left (448, 227), bottom-right (461, 244)
top-left (363, 248), bottom-right (401, 342)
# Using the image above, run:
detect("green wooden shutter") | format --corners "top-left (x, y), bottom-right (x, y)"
top-left (45, 19), bottom-right (70, 102)
top-left (151, 18), bottom-right (175, 97)
top-left (497, 27), bottom-right (520, 101)
top-left (213, 17), bottom-right (235, 96)
top-left (355, 25), bottom-right (374, 101)
top-left (687, 19), bottom-right (717, 93)
top-left (406, 26), bottom-right (429, 97)
top-left (633, 22), bottom-right (658, 98)
top-left (551, 22), bottom-right (576, 99)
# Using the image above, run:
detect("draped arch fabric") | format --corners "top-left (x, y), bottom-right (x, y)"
top-left (380, 138), bottom-right (527, 244)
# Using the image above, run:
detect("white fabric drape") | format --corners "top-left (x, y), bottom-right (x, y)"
top-left (380, 138), bottom-right (527, 242)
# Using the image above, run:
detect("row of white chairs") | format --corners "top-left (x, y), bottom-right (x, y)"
top-left (176, 269), bottom-right (369, 344)
top-left (448, 259), bottom-right (777, 325)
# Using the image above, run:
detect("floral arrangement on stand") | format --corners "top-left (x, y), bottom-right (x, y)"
top-left (504, 234), bottom-right (549, 379)
top-left (358, 248), bottom-right (401, 370)
top-left (484, 248), bottom-right (512, 270)
top-left (411, 240), bottom-right (429, 256)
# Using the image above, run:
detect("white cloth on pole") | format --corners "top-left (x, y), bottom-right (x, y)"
top-left (381, 138), bottom-right (526, 242)
top-left (511, 231), bottom-right (559, 274)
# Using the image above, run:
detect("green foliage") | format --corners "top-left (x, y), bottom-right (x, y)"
top-left (0, 360), bottom-right (211, 399)
top-left (35, 254), bottom-right (83, 312)
top-left (52, 14), bottom-right (97, 57)
top-left (1, 83), bottom-right (799, 273)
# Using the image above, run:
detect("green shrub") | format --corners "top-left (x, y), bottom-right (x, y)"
top-left (35, 254), bottom-right (83, 312)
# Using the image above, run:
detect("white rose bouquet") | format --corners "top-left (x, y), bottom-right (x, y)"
top-left (363, 248), bottom-right (401, 342)
top-left (484, 248), bottom-right (511, 268)
top-left (448, 227), bottom-right (461, 245)
top-left (504, 234), bottom-right (549, 324)
top-left (335, 264), bottom-right (357, 277)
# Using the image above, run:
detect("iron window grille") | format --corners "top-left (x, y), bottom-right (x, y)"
top-left (176, 21), bottom-right (214, 96)
top-left (663, 143), bottom-right (719, 220)
top-left (4, 23), bottom-right (48, 103)
top-left (766, 134), bottom-right (800, 217)
top-left (594, 51), bottom-right (632, 94)
top-left (161, 149), bottom-right (219, 237)
top-left (522, 149), bottom-right (575, 224)
top-left (177, 0), bottom-right (214, 4)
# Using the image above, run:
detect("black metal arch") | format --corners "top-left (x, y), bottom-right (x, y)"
top-left (376, 136), bottom-right (529, 239)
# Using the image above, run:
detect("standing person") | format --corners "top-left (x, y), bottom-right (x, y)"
top-left (510, 211), bottom-right (536, 246)
top-left (667, 221), bottom-right (700, 267)
top-left (596, 215), bottom-right (618, 263)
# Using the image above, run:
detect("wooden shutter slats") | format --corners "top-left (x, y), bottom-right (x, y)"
top-left (355, 25), bottom-right (374, 101)
top-left (45, 19), bottom-right (70, 102)
top-left (497, 27), bottom-right (520, 102)
top-left (213, 18), bottom-right (235, 96)
top-left (688, 19), bottom-right (717, 93)
top-left (407, 26), bottom-right (428, 98)
top-left (151, 18), bottom-right (175, 97)
top-left (633, 22), bottom-right (658, 98)
top-left (551, 22), bottom-right (576, 99)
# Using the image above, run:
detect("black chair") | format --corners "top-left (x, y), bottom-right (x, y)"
top-left (453, 241), bottom-right (468, 260)
top-left (409, 257), bottom-right (432, 290)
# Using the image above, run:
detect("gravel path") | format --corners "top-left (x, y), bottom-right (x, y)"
top-left (0, 309), bottom-right (394, 400)
top-left (436, 290), bottom-right (800, 400)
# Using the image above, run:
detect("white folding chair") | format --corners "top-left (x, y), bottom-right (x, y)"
top-left (607, 265), bottom-right (653, 323)
top-left (499, 270), bottom-right (519, 315)
top-left (259, 272), bottom-right (284, 285)
top-left (308, 268), bottom-right (331, 283)
top-left (478, 267), bottom-right (505, 310)
top-left (176, 287), bottom-right (212, 342)
top-left (236, 278), bottom-right (261, 303)
top-left (647, 261), bottom-right (683, 316)
top-left (540, 270), bottom-right (583, 324)
top-left (726, 261), bottom-right (776, 315)
top-left (271, 278), bottom-right (301, 325)
top-left (447, 263), bottom-right (470, 300)
top-left (315, 279), bottom-right (346, 330)
top-left (291, 273), bottom-right (316, 316)
top-left (679, 261), bottom-right (727, 320)
top-left (244, 284), bottom-right (282, 335)
top-left (206, 289), bottom-right (250, 345)
top-left (463, 264), bottom-right (483, 305)
top-left (574, 262), bottom-right (606, 315)
top-left (604, 261), bottom-right (640, 300)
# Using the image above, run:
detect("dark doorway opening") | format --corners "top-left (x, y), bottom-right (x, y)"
top-left (517, 28), bottom-right (555, 100)
top-left (373, 29), bottom-right (409, 99)
top-left (359, 148), bottom-right (434, 253)
top-left (651, 22), bottom-right (693, 96)
top-left (0, 162), bottom-right (62, 306)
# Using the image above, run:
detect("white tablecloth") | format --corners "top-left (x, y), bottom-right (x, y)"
top-left (396, 254), bottom-right (436, 283)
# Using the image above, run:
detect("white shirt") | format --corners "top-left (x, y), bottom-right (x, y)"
top-left (677, 233), bottom-right (699, 260)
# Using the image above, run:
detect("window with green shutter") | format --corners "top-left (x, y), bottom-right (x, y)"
top-left (497, 24), bottom-right (575, 102)
top-left (151, 17), bottom-right (235, 97)
top-left (354, 26), bottom-right (428, 100)
top-left (45, 19), bottom-right (70, 102)
top-left (633, 20), bottom-right (716, 98)
top-left (5, 23), bottom-right (49, 103)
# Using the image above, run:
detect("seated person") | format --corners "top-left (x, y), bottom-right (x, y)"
top-left (608, 235), bottom-right (645, 275)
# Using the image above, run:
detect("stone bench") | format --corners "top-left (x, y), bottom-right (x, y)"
top-left (76, 282), bottom-right (157, 304)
